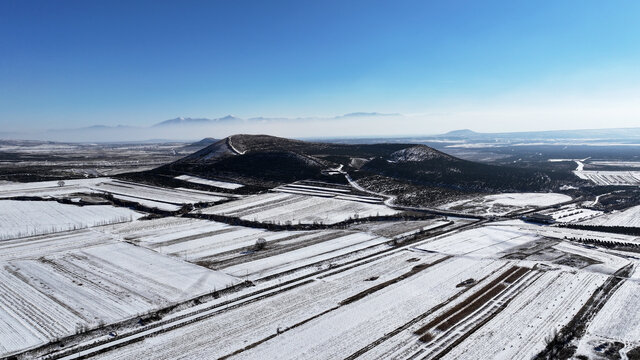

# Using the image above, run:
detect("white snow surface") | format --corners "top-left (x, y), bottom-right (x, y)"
top-left (175, 175), bottom-right (244, 189)
top-left (440, 193), bottom-right (571, 216)
top-left (415, 225), bottom-right (540, 257)
top-left (0, 241), bottom-right (239, 357)
top-left (583, 204), bottom-right (640, 227)
top-left (574, 170), bottom-right (640, 186)
top-left (0, 200), bottom-right (143, 240)
top-left (200, 192), bottom-right (398, 224)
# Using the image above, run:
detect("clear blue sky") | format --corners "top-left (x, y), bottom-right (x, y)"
top-left (1, 0), bottom-right (639, 135)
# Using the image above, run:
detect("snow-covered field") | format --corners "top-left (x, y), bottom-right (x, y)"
top-left (0, 200), bottom-right (143, 240)
top-left (0, 177), bottom-right (106, 198)
top-left (92, 180), bottom-right (228, 207)
top-left (90, 253), bottom-right (502, 360)
top-left (0, 178), bottom-right (229, 211)
top-left (105, 217), bottom-right (306, 263)
top-left (4, 174), bottom-right (640, 359)
top-left (0, 229), bottom-right (113, 262)
top-left (175, 175), bottom-right (244, 189)
top-left (199, 192), bottom-right (399, 224)
top-left (440, 193), bottom-right (571, 216)
top-left (590, 161), bottom-right (640, 168)
top-left (441, 270), bottom-right (607, 360)
top-left (105, 217), bottom-right (394, 280)
top-left (273, 182), bottom-right (384, 203)
top-left (0, 241), bottom-right (239, 357)
top-left (223, 231), bottom-right (389, 280)
top-left (415, 225), bottom-right (541, 258)
top-left (574, 170), bottom-right (640, 185)
top-left (574, 261), bottom-right (640, 358)
top-left (349, 219), bottom-right (454, 238)
top-left (583, 279), bottom-right (640, 343)
top-left (232, 257), bottom-right (505, 360)
top-left (582, 204), bottom-right (640, 227)
top-left (109, 194), bottom-right (182, 211)
top-left (552, 242), bottom-right (630, 275)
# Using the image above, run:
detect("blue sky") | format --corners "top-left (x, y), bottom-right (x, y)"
top-left (1, 0), bottom-right (639, 136)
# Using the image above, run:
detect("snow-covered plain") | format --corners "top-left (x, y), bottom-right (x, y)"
top-left (273, 182), bottom-right (384, 203)
top-left (0, 242), bottom-right (239, 357)
top-left (90, 253), bottom-right (502, 360)
top-left (439, 193), bottom-right (571, 216)
top-left (0, 177), bottom-right (106, 198)
top-left (104, 217), bottom-right (396, 280)
top-left (0, 200), bottom-right (143, 240)
top-left (232, 257), bottom-right (504, 360)
top-left (200, 192), bottom-right (399, 224)
top-left (4, 174), bottom-right (640, 359)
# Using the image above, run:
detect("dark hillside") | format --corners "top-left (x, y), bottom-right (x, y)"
top-left (153, 134), bottom-right (583, 205)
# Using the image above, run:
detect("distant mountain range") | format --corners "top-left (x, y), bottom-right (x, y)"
top-left (3, 110), bottom-right (640, 144)
top-left (98, 112), bottom-right (402, 129)
top-left (153, 116), bottom-right (243, 127)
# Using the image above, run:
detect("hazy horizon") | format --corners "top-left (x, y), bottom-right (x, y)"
top-left (4, 112), bottom-right (640, 143)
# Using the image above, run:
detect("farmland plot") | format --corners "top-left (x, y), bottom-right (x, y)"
top-left (104, 217), bottom-right (395, 279)
top-left (552, 242), bottom-right (630, 274)
top-left (0, 229), bottom-right (113, 262)
top-left (577, 281), bottom-right (640, 355)
top-left (574, 170), bottom-right (640, 186)
top-left (0, 200), bottom-right (143, 240)
top-left (415, 225), bottom-right (541, 258)
top-left (105, 217), bottom-right (306, 263)
top-left (589, 161), bottom-right (640, 168)
top-left (199, 192), bottom-right (398, 224)
top-left (575, 264), bottom-right (640, 358)
top-left (535, 225), bottom-right (640, 247)
top-left (175, 175), bottom-right (244, 189)
top-left (91, 252), bottom-right (504, 360)
top-left (438, 270), bottom-right (607, 360)
top-left (231, 257), bottom-right (506, 360)
top-left (354, 264), bottom-right (533, 359)
top-left (0, 242), bottom-right (239, 357)
top-left (91, 180), bottom-right (228, 208)
top-left (0, 177), bottom-right (106, 198)
top-left (107, 194), bottom-right (182, 211)
top-left (582, 204), bottom-right (640, 227)
top-left (222, 231), bottom-right (390, 280)
top-left (439, 193), bottom-right (571, 216)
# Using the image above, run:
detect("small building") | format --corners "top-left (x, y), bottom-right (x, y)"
top-left (521, 213), bottom-right (555, 224)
